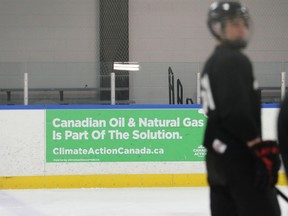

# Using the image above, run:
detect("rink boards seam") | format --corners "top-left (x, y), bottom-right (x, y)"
top-left (0, 173), bottom-right (287, 189)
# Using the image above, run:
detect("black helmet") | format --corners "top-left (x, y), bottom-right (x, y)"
top-left (207, 1), bottom-right (251, 48)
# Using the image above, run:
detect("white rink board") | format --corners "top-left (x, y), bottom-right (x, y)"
top-left (262, 108), bottom-right (279, 140)
top-left (0, 107), bottom-right (279, 176)
top-left (0, 110), bottom-right (45, 176)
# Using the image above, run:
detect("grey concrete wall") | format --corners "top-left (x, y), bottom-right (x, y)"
top-left (0, 0), bottom-right (287, 104)
top-left (0, 0), bottom-right (99, 89)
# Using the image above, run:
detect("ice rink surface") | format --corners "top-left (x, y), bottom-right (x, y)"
top-left (0, 187), bottom-right (288, 216)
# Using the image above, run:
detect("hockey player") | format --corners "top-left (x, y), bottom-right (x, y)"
top-left (278, 95), bottom-right (288, 178)
top-left (201, 1), bottom-right (281, 216)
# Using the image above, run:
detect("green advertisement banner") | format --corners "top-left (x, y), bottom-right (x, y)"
top-left (46, 109), bottom-right (207, 162)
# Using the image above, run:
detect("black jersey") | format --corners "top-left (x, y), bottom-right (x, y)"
top-left (278, 95), bottom-right (288, 175)
top-left (201, 44), bottom-right (261, 151)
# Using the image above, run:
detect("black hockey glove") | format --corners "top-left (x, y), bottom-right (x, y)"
top-left (250, 140), bottom-right (281, 189)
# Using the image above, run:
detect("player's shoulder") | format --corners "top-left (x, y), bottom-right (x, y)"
top-left (216, 45), bottom-right (249, 63)
top-left (213, 46), bottom-right (251, 71)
